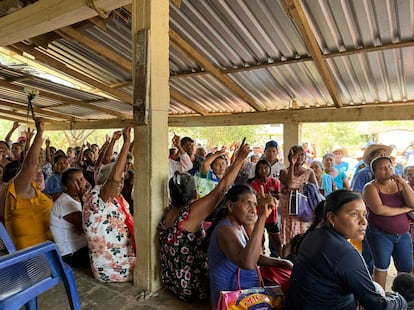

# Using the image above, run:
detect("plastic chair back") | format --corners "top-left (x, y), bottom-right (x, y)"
top-left (0, 223), bottom-right (80, 310)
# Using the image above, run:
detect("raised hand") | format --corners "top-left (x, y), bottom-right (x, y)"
top-left (12, 121), bottom-right (21, 130)
top-left (24, 127), bottom-right (35, 141)
top-left (172, 134), bottom-right (181, 147)
top-left (235, 143), bottom-right (251, 161)
top-left (35, 118), bottom-right (44, 133)
top-left (123, 124), bottom-right (133, 142)
top-left (257, 185), bottom-right (276, 219)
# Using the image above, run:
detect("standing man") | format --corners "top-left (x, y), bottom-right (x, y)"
top-left (249, 140), bottom-right (285, 179)
top-left (332, 146), bottom-right (349, 175)
top-left (179, 136), bottom-right (204, 176)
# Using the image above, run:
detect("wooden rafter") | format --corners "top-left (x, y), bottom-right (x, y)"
top-left (169, 29), bottom-right (264, 112)
top-left (0, 79), bottom-right (129, 119)
top-left (280, 0), bottom-right (342, 108)
top-left (171, 39), bottom-right (414, 79)
top-left (170, 89), bottom-right (206, 116)
top-left (0, 99), bottom-right (73, 121)
top-left (8, 43), bottom-right (133, 104)
top-left (0, 0), bottom-right (132, 47)
top-left (56, 26), bottom-right (131, 72)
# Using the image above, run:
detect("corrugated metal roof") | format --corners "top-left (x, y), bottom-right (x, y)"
top-left (0, 0), bottom-right (413, 128)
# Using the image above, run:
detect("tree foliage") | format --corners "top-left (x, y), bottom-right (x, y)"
top-left (1, 119), bottom-right (413, 155)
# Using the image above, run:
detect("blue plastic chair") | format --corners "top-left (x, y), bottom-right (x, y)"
top-left (0, 222), bottom-right (81, 310)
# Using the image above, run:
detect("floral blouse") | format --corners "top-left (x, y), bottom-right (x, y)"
top-left (158, 204), bottom-right (209, 302)
top-left (83, 185), bottom-right (136, 282)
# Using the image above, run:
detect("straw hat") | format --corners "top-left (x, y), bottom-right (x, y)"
top-left (332, 145), bottom-right (347, 156)
top-left (362, 144), bottom-right (392, 164)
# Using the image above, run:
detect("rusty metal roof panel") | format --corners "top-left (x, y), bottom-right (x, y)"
top-left (0, 85), bottom-right (28, 104)
top-left (304, 0), bottom-right (414, 105)
top-left (169, 98), bottom-right (198, 115)
top-left (40, 40), bottom-right (129, 85)
top-left (49, 105), bottom-right (115, 119)
top-left (170, 0), bottom-right (309, 72)
top-left (0, 64), bottom-right (128, 119)
top-left (90, 99), bottom-right (132, 113)
top-left (170, 74), bottom-right (255, 113)
top-left (303, 0), bottom-right (414, 53)
top-left (326, 46), bottom-right (414, 105)
top-left (83, 18), bottom-right (132, 61)
top-left (227, 61), bottom-right (334, 110)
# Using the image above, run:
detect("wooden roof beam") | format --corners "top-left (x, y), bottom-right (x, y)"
top-left (280, 0), bottom-right (342, 108)
top-left (0, 0), bottom-right (132, 47)
top-left (171, 39), bottom-right (414, 78)
top-left (169, 29), bottom-right (264, 112)
top-left (0, 99), bottom-right (74, 122)
top-left (9, 43), bottom-right (133, 104)
top-left (170, 89), bottom-right (206, 116)
top-left (46, 118), bottom-right (131, 131)
top-left (0, 80), bottom-right (129, 119)
top-left (0, 111), bottom-right (30, 123)
top-left (169, 102), bottom-right (414, 127)
top-left (56, 26), bottom-right (131, 73)
top-left (0, 79), bottom-right (129, 119)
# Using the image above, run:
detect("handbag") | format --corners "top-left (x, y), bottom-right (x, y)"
top-left (259, 266), bottom-right (292, 296)
top-left (288, 189), bottom-right (312, 222)
top-left (303, 183), bottom-right (325, 210)
top-left (289, 183), bottom-right (324, 222)
top-left (217, 267), bottom-right (285, 310)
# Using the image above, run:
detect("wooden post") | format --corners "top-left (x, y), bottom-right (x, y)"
top-left (282, 121), bottom-right (301, 163)
top-left (131, 0), bottom-right (169, 291)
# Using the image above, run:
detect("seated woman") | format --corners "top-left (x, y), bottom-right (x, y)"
top-left (4, 118), bottom-right (53, 249)
top-left (50, 167), bottom-right (89, 268)
top-left (83, 125), bottom-right (135, 282)
top-left (158, 142), bottom-right (250, 302)
top-left (208, 184), bottom-right (293, 309)
top-left (287, 189), bottom-right (407, 310)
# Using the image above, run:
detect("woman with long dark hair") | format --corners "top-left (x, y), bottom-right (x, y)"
top-left (158, 143), bottom-right (250, 302)
top-left (287, 189), bottom-right (407, 309)
top-left (208, 184), bottom-right (292, 309)
top-left (363, 156), bottom-right (414, 290)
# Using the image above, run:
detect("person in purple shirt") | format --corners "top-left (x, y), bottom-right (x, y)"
top-left (363, 156), bottom-right (414, 291)
top-left (351, 144), bottom-right (393, 273)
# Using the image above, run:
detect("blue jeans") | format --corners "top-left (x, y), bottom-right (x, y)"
top-left (366, 223), bottom-right (413, 272)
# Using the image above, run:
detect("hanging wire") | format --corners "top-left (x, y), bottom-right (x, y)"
top-left (24, 88), bottom-right (39, 121)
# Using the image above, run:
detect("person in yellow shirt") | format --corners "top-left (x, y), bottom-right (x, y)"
top-left (5, 118), bottom-right (53, 249)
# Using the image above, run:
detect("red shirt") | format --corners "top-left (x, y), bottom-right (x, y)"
top-left (250, 177), bottom-right (280, 224)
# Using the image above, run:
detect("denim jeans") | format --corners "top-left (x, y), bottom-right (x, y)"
top-left (366, 223), bottom-right (413, 272)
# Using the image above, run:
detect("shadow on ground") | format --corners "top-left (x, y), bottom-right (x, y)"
top-left (38, 267), bottom-right (212, 310)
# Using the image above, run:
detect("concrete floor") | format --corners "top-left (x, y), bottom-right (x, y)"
top-left (38, 267), bottom-right (212, 310)
top-left (38, 264), bottom-right (398, 310)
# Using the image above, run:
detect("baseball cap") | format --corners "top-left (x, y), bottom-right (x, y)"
top-left (264, 140), bottom-right (278, 150)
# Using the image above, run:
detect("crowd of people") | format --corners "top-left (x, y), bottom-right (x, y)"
top-left (0, 120), bottom-right (414, 309)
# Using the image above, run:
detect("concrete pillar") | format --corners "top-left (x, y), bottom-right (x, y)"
top-left (282, 121), bottom-right (301, 163)
top-left (132, 0), bottom-right (169, 291)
